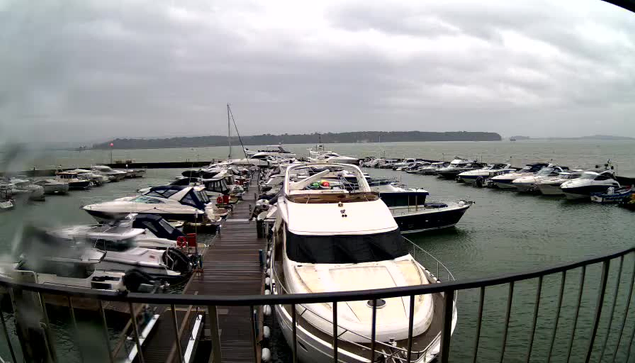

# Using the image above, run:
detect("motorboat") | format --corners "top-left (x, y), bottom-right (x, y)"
top-left (33, 179), bottom-right (69, 195)
top-left (56, 171), bottom-right (92, 190)
top-left (48, 222), bottom-right (193, 282)
top-left (49, 214), bottom-right (184, 249)
top-left (392, 158), bottom-right (418, 170)
top-left (512, 165), bottom-right (569, 193)
top-left (416, 162), bottom-right (449, 175)
top-left (560, 171), bottom-right (621, 200)
top-left (591, 186), bottom-right (634, 204)
top-left (0, 187), bottom-right (14, 211)
top-left (246, 145), bottom-right (296, 159)
top-left (6, 178), bottom-right (46, 201)
top-left (70, 169), bottom-right (110, 186)
top-left (405, 162), bottom-right (431, 173)
top-left (436, 159), bottom-right (482, 180)
top-left (82, 185), bottom-right (225, 226)
top-left (373, 183), bottom-right (472, 234)
top-left (457, 163), bottom-right (515, 186)
top-left (0, 227), bottom-right (161, 293)
top-left (489, 163), bottom-right (550, 189)
top-left (92, 165), bottom-right (127, 182)
top-left (535, 171), bottom-right (583, 196)
top-left (271, 163), bottom-right (456, 362)
top-left (308, 151), bottom-right (359, 164)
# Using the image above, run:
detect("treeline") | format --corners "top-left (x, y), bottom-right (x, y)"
top-left (92, 131), bottom-right (501, 150)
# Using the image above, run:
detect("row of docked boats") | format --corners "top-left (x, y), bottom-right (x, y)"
top-left (0, 162), bottom-right (256, 296)
top-left (0, 165), bottom-right (146, 211)
top-left (254, 162), bottom-right (456, 363)
top-left (364, 157), bottom-right (633, 204)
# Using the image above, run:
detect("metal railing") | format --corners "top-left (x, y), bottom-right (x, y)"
top-left (0, 245), bottom-right (633, 363)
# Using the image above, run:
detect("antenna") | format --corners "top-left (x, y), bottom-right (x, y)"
top-left (227, 104), bottom-right (249, 160)
top-left (227, 103), bottom-right (232, 160)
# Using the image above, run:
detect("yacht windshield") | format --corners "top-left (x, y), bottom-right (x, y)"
top-left (132, 196), bottom-right (164, 204)
top-left (536, 167), bottom-right (554, 177)
top-left (580, 173), bottom-right (597, 180)
top-left (286, 228), bottom-right (408, 264)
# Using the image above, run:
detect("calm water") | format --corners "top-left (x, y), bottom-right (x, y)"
top-left (5, 139), bottom-right (635, 176)
top-left (1, 141), bottom-right (634, 362)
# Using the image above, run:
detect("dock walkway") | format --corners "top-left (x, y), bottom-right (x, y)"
top-left (140, 183), bottom-right (266, 363)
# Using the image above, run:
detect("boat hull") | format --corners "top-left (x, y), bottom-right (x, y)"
top-left (562, 185), bottom-right (616, 200)
top-left (492, 180), bottom-right (517, 189)
top-left (84, 209), bottom-right (205, 224)
top-left (537, 184), bottom-right (564, 196)
top-left (392, 203), bottom-right (471, 234)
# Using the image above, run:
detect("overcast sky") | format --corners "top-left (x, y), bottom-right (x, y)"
top-left (1, 0), bottom-right (634, 143)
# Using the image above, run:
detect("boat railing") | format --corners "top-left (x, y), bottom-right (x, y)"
top-left (0, 245), bottom-right (634, 363)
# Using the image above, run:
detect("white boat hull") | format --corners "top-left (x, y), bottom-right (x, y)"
top-left (537, 184), bottom-right (564, 196)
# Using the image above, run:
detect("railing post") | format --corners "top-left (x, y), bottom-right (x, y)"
top-left (98, 300), bottom-right (115, 363)
top-left (128, 302), bottom-right (145, 363)
top-left (170, 304), bottom-right (185, 363)
top-left (67, 296), bottom-right (84, 363)
top-left (566, 265), bottom-right (587, 363)
top-left (207, 305), bottom-right (222, 363)
top-left (407, 294), bottom-right (416, 362)
top-left (0, 297), bottom-right (17, 363)
top-left (585, 260), bottom-right (610, 362)
top-left (499, 282), bottom-right (514, 363)
top-left (526, 276), bottom-right (543, 363)
top-left (332, 301), bottom-right (338, 363)
top-left (472, 287), bottom-right (485, 363)
top-left (612, 256), bottom-right (635, 363)
top-left (547, 271), bottom-right (567, 363)
top-left (600, 256), bottom-right (623, 361)
top-left (291, 304), bottom-right (298, 363)
top-left (440, 290), bottom-right (455, 363)
top-left (250, 305), bottom-right (258, 363)
top-left (370, 299), bottom-right (378, 362)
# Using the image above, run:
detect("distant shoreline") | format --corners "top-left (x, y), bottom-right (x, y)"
top-left (90, 131), bottom-right (502, 150)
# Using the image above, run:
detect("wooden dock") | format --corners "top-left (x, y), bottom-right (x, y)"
top-left (139, 184), bottom-right (267, 363)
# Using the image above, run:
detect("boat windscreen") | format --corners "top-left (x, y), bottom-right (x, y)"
top-left (286, 228), bottom-right (408, 264)
top-left (180, 189), bottom-right (207, 210)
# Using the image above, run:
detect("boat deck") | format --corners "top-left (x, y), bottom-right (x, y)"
top-left (139, 180), bottom-right (267, 363)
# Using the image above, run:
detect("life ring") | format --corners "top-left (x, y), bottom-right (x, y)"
top-left (216, 196), bottom-right (223, 204)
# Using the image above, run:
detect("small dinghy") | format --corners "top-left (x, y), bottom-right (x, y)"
top-left (591, 186), bottom-right (634, 204)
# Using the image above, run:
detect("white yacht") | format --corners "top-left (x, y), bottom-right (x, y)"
top-left (48, 227), bottom-right (192, 282)
top-left (49, 214), bottom-right (183, 250)
top-left (560, 171), bottom-right (620, 200)
top-left (92, 165), bottom-right (127, 182)
top-left (416, 162), bottom-right (449, 175)
top-left (272, 163), bottom-right (456, 362)
top-left (535, 171), bottom-right (583, 196)
top-left (512, 165), bottom-right (569, 193)
top-left (308, 151), bottom-right (359, 164)
top-left (33, 179), bottom-right (70, 195)
top-left (246, 145), bottom-right (296, 159)
top-left (71, 168), bottom-right (110, 186)
top-left (436, 159), bottom-right (481, 179)
top-left (372, 183), bottom-right (472, 234)
top-left (7, 178), bottom-right (46, 201)
top-left (457, 163), bottom-right (515, 186)
top-left (83, 185), bottom-right (223, 225)
top-left (489, 163), bottom-right (549, 189)
top-left (56, 171), bottom-right (92, 190)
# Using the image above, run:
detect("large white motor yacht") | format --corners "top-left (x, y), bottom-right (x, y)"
top-left (272, 163), bottom-right (456, 362)
top-left (560, 171), bottom-right (620, 200)
top-left (92, 165), bottom-right (127, 182)
top-left (457, 163), bottom-right (515, 186)
top-left (489, 163), bottom-right (549, 189)
top-left (512, 165), bottom-right (569, 193)
top-left (308, 152), bottom-right (359, 164)
top-left (83, 185), bottom-right (223, 225)
top-left (535, 171), bottom-right (583, 196)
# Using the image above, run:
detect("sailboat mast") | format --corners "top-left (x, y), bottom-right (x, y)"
top-left (227, 103), bottom-right (232, 159)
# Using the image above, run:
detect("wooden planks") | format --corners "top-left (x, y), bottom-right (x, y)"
top-left (143, 178), bottom-right (266, 363)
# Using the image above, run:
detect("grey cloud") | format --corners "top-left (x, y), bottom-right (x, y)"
top-left (1, 0), bottom-right (635, 143)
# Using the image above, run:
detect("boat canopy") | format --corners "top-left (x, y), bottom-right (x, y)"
top-left (286, 228), bottom-right (407, 264)
top-left (133, 214), bottom-right (185, 240)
